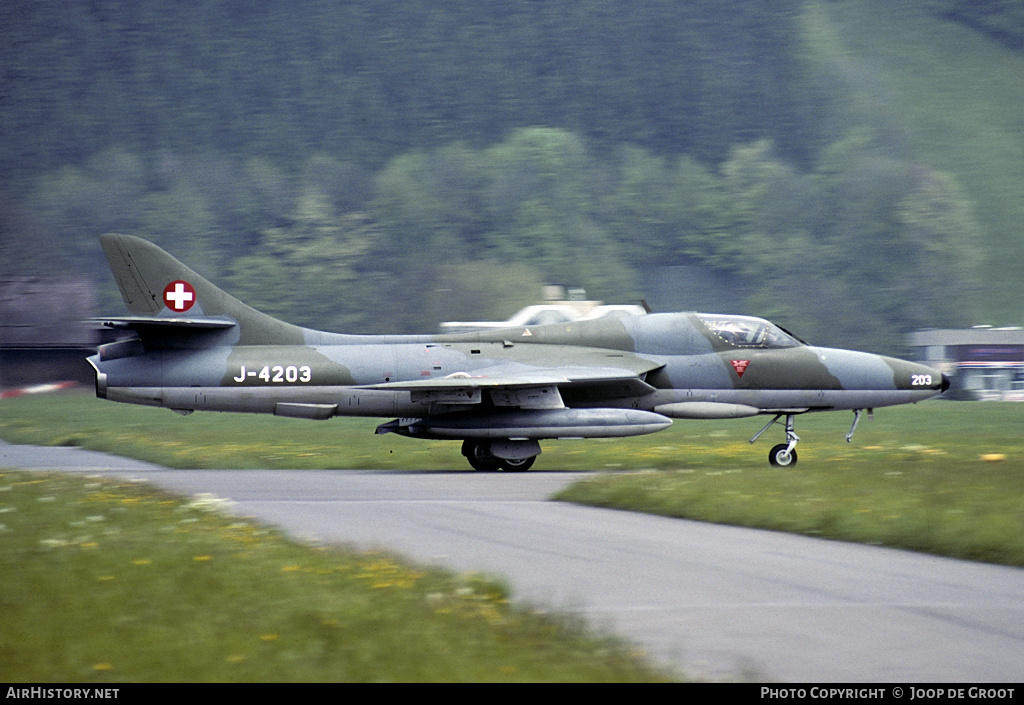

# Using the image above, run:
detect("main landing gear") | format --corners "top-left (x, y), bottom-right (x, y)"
top-left (461, 440), bottom-right (539, 472)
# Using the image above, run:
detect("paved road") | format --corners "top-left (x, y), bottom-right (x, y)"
top-left (4, 440), bottom-right (1023, 682)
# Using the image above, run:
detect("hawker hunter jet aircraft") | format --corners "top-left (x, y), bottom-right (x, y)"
top-left (88, 235), bottom-right (949, 470)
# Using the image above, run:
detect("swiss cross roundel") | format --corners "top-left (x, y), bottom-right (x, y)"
top-left (163, 280), bottom-right (196, 312)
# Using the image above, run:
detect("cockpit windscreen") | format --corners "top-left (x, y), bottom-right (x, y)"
top-left (696, 314), bottom-right (802, 349)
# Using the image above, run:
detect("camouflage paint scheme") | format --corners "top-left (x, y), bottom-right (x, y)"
top-left (89, 235), bottom-right (949, 470)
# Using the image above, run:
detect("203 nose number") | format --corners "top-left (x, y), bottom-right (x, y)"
top-left (911, 374), bottom-right (933, 386)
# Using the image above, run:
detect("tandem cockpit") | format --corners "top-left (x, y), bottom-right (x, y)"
top-left (695, 314), bottom-right (805, 350)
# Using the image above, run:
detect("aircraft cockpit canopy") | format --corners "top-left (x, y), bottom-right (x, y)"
top-left (696, 314), bottom-right (803, 349)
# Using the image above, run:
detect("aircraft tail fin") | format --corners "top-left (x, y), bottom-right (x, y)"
top-left (99, 234), bottom-right (306, 345)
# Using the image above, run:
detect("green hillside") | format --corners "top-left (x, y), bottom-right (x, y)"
top-left (807, 0), bottom-right (1024, 323)
top-left (2, 0), bottom-right (1021, 339)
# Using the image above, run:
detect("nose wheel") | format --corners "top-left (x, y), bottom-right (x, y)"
top-left (768, 442), bottom-right (798, 467)
top-left (752, 414), bottom-right (800, 467)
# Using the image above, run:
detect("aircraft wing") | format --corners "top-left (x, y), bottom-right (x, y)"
top-left (361, 363), bottom-right (660, 408)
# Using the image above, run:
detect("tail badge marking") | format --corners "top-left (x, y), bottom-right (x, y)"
top-left (163, 280), bottom-right (196, 312)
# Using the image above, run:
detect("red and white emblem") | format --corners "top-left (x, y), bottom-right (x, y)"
top-left (163, 280), bottom-right (196, 312)
top-left (730, 359), bottom-right (750, 378)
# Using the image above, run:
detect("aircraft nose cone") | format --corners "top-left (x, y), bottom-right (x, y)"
top-left (941, 373), bottom-right (951, 393)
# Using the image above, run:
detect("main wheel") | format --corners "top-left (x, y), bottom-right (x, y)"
top-left (769, 444), bottom-right (798, 467)
top-left (464, 441), bottom-right (502, 472)
top-left (499, 456), bottom-right (536, 472)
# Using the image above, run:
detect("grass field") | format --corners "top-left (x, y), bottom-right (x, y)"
top-left (2, 392), bottom-right (1021, 681)
top-left (0, 468), bottom-right (669, 682)
top-left (3, 391), bottom-right (1023, 568)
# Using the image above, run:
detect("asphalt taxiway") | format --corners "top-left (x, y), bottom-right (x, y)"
top-left (3, 440), bottom-right (1023, 681)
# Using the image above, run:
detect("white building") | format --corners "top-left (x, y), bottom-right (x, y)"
top-left (908, 327), bottom-right (1024, 401)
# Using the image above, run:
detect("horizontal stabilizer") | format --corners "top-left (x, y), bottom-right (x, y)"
top-left (89, 316), bottom-right (237, 330)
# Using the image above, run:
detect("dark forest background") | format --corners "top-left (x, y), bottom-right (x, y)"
top-left (2, 0), bottom-right (1022, 352)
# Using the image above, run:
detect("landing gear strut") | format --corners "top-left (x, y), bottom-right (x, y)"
top-left (844, 408), bottom-right (872, 443)
top-left (751, 414), bottom-right (800, 467)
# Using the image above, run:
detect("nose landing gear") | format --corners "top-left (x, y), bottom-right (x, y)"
top-left (750, 408), bottom-right (874, 466)
top-left (751, 414), bottom-right (800, 467)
